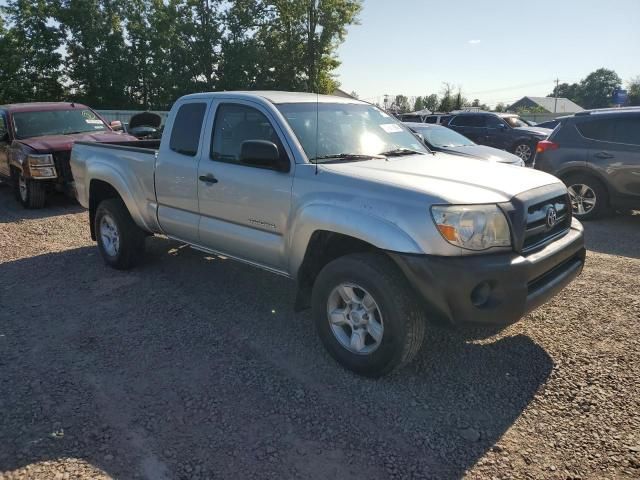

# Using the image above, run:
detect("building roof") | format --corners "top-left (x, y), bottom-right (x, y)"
top-left (509, 96), bottom-right (584, 113)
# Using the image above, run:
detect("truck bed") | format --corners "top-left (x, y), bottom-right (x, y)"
top-left (71, 139), bottom-right (162, 235)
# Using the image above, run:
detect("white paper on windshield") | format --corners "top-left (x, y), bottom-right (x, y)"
top-left (380, 123), bottom-right (403, 133)
top-left (85, 119), bottom-right (103, 125)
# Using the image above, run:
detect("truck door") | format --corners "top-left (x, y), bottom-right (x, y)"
top-left (155, 100), bottom-right (210, 243)
top-left (196, 100), bottom-right (294, 273)
top-left (0, 112), bottom-right (10, 178)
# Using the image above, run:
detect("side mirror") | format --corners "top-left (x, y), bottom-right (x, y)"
top-left (498, 123), bottom-right (507, 130)
top-left (240, 140), bottom-right (290, 172)
top-left (110, 120), bottom-right (123, 131)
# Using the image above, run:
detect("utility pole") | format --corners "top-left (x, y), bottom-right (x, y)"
top-left (554, 77), bottom-right (559, 113)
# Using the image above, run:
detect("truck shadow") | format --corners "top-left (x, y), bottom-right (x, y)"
top-left (0, 181), bottom-right (84, 223)
top-left (582, 211), bottom-right (640, 259)
top-left (0, 239), bottom-right (552, 479)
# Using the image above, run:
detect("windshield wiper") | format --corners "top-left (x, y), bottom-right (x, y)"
top-left (379, 148), bottom-right (426, 156)
top-left (311, 153), bottom-right (385, 163)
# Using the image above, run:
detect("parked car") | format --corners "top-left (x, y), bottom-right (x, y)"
top-left (534, 107), bottom-right (640, 219)
top-left (404, 122), bottom-right (525, 166)
top-left (447, 112), bottom-right (552, 164)
top-left (71, 91), bottom-right (585, 377)
top-left (424, 114), bottom-right (451, 125)
top-left (535, 119), bottom-right (560, 130)
top-left (0, 102), bottom-right (139, 208)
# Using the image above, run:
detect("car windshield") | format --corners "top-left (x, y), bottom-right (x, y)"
top-left (503, 116), bottom-right (529, 128)
top-left (413, 126), bottom-right (475, 148)
top-left (276, 102), bottom-right (429, 161)
top-left (12, 109), bottom-right (108, 139)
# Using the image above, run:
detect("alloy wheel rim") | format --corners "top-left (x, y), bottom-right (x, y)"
top-left (514, 144), bottom-right (532, 161)
top-left (100, 214), bottom-right (120, 257)
top-left (326, 283), bottom-right (384, 355)
top-left (18, 174), bottom-right (28, 202)
top-left (568, 184), bottom-right (596, 216)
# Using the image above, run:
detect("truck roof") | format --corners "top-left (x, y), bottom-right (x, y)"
top-left (0, 102), bottom-right (91, 113)
top-left (179, 91), bottom-right (365, 105)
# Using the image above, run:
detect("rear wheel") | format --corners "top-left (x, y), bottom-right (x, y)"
top-left (95, 198), bottom-right (146, 270)
top-left (312, 252), bottom-right (426, 377)
top-left (564, 173), bottom-right (610, 220)
top-left (12, 169), bottom-right (46, 209)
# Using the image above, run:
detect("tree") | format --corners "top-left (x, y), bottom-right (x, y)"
top-left (59, 0), bottom-right (134, 109)
top-left (626, 77), bottom-right (640, 106)
top-left (413, 96), bottom-right (425, 111)
top-left (438, 83), bottom-right (455, 112)
top-left (578, 68), bottom-right (622, 109)
top-left (494, 102), bottom-right (507, 112)
top-left (423, 94), bottom-right (438, 112)
top-left (548, 82), bottom-right (580, 102)
top-left (393, 94), bottom-right (410, 113)
top-left (2, 0), bottom-right (65, 102)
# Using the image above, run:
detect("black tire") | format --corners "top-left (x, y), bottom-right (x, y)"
top-left (311, 252), bottom-right (426, 377)
top-left (12, 169), bottom-right (46, 209)
top-left (511, 141), bottom-right (535, 165)
top-left (94, 198), bottom-right (146, 270)
top-left (563, 173), bottom-right (610, 220)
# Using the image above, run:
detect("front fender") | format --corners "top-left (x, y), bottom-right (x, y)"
top-left (287, 203), bottom-right (423, 278)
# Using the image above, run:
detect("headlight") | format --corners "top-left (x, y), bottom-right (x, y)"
top-left (27, 154), bottom-right (54, 166)
top-left (431, 205), bottom-right (511, 251)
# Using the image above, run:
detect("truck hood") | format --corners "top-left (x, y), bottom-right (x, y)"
top-left (441, 144), bottom-right (523, 164)
top-left (16, 131), bottom-right (138, 153)
top-left (320, 152), bottom-right (563, 204)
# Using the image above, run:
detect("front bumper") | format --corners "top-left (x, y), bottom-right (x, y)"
top-left (389, 220), bottom-right (585, 326)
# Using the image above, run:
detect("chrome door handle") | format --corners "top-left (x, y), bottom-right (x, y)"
top-left (595, 151), bottom-right (614, 159)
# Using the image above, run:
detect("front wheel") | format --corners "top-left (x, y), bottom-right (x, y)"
top-left (312, 253), bottom-right (426, 377)
top-left (12, 169), bottom-right (46, 209)
top-left (512, 142), bottom-right (534, 164)
top-left (95, 198), bottom-right (146, 270)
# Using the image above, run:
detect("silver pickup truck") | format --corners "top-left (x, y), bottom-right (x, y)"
top-left (71, 91), bottom-right (586, 377)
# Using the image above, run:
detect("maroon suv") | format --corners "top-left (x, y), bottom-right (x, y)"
top-left (0, 102), bottom-right (138, 208)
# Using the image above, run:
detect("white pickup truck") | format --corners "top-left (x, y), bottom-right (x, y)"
top-left (71, 91), bottom-right (585, 377)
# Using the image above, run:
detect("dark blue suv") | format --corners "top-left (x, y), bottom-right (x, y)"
top-left (447, 112), bottom-right (552, 164)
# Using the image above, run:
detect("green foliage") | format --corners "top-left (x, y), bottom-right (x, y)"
top-left (628, 77), bottom-right (640, 106)
top-left (1, 0), bottom-right (65, 102)
top-left (0, 0), bottom-right (362, 108)
top-left (494, 102), bottom-right (507, 112)
top-left (438, 83), bottom-right (455, 112)
top-left (423, 94), bottom-right (438, 112)
top-left (393, 94), bottom-right (410, 113)
top-left (548, 68), bottom-right (623, 109)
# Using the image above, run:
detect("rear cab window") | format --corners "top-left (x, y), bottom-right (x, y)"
top-left (169, 102), bottom-right (207, 156)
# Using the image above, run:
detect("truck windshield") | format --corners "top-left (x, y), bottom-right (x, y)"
top-left (12, 109), bottom-right (108, 139)
top-left (276, 103), bottom-right (429, 161)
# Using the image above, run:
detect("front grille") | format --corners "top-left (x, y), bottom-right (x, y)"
top-left (53, 151), bottom-right (73, 183)
top-left (522, 194), bottom-right (571, 253)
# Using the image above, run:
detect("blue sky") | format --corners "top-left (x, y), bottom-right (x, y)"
top-left (335, 0), bottom-right (640, 106)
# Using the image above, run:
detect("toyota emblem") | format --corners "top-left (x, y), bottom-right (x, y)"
top-left (545, 206), bottom-right (558, 229)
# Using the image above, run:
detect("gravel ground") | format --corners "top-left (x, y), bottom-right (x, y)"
top-left (1, 184), bottom-right (639, 480)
